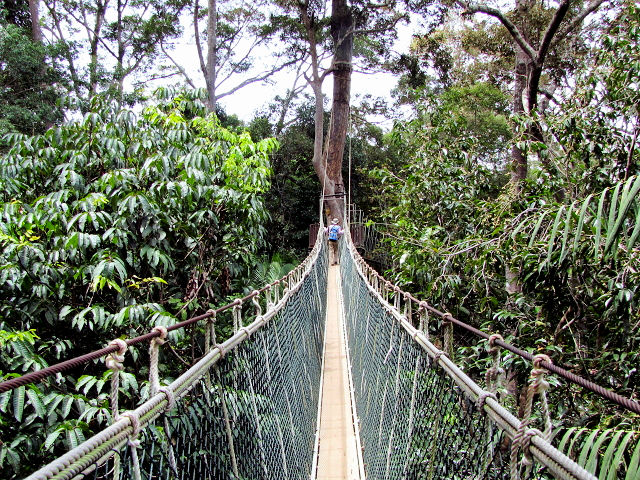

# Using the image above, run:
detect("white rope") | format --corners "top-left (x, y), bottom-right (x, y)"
top-left (120, 411), bottom-right (142, 480)
top-left (232, 300), bottom-right (242, 333)
top-left (149, 326), bottom-right (168, 395)
top-left (105, 338), bottom-right (127, 480)
top-left (252, 290), bottom-right (262, 317)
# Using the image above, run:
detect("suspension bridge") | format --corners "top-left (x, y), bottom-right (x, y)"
top-left (1, 208), bottom-right (639, 480)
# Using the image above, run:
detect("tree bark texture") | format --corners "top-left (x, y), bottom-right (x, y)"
top-left (29, 0), bottom-right (42, 42)
top-left (206, 0), bottom-right (217, 111)
top-left (89, 0), bottom-right (108, 96)
top-left (510, 0), bottom-right (532, 186)
top-left (323, 0), bottom-right (353, 221)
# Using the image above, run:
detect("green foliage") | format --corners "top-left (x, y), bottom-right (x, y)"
top-left (548, 4), bottom-right (640, 195)
top-left (263, 102), bottom-right (322, 254)
top-left (0, 23), bottom-right (64, 136)
top-left (0, 87), bottom-right (277, 478)
top-left (371, 8), bottom-right (640, 428)
top-left (556, 427), bottom-right (640, 479)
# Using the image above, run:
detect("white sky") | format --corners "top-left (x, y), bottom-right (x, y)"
top-left (162, 14), bottom-right (416, 128)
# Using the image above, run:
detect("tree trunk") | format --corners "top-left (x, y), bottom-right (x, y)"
top-left (510, 18), bottom-right (529, 187)
top-left (324, 0), bottom-right (353, 221)
top-left (206, 0), bottom-right (217, 111)
top-left (89, 0), bottom-right (108, 96)
top-left (28, 0), bottom-right (42, 42)
top-left (115, 0), bottom-right (125, 105)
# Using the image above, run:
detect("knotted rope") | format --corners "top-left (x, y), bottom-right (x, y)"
top-left (105, 339), bottom-right (128, 423)
top-left (486, 333), bottom-right (505, 396)
top-left (121, 410), bottom-right (142, 480)
top-left (252, 290), bottom-right (262, 317)
top-left (393, 286), bottom-right (401, 311)
top-left (418, 301), bottom-right (430, 341)
top-left (232, 299), bottom-right (243, 333)
top-left (105, 338), bottom-right (127, 480)
top-left (266, 285), bottom-right (274, 309)
top-left (510, 354), bottom-right (553, 480)
top-left (442, 313), bottom-right (454, 359)
top-left (148, 325), bottom-right (178, 477)
top-left (149, 326), bottom-right (168, 395)
top-left (403, 293), bottom-right (412, 324)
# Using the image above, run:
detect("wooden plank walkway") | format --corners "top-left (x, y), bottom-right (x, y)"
top-left (315, 264), bottom-right (363, 480)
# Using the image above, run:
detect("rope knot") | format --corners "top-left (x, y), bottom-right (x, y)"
top-left (521, 428), bottom-right (542, 466)
top-left (476, 391), bottom-right (497, 411)
top-left (442, 312), bottom-right (453, 322)
top-left (122, 410), bottom-right (141, 436)
top-left (433, 350), bottom-right (449, 364)
top-left (488, 333), bottom-right (503, 350)
top-left (532, 353), bottom-right (551, 369)
top-left (105, 339), bottom-right (128, 371)
top-left (206, 308), bottom-right (216, 317)
top-left (418, 301), bottom-right (429, 311)
top-left (158, 386), bottom-right (176, 411)
top-left (216, 343), bottom-right (227, 358)
top-left (151, 326), bottom-right (168, 346)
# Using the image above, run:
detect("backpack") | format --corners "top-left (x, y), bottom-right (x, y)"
top-left (328, 225), bottom-right (340, 241)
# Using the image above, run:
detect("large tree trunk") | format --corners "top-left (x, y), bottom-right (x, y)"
top-left (206, 0), bottom-right (217, 111)
top-left (28, 0), bottom-right (42, 42)
top-left (89, 0), bottom-right (108, 96)
top-left (510, 0), bottom-right (531, 188)
top-left (510, 49), bottom-right (528, 187)
top-left (323, 0), bottom-right (353, 222)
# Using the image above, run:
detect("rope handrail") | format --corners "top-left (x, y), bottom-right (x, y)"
top-left (359, 257), bottom-right (640, 415)
top-left (341, 225), bottom-right (598, 480)
top-left (0, 277), bottom-right (286, 394)
top-left (22, 224), bottom-right (328, 480)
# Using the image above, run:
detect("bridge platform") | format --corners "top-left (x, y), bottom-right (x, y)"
top-left (315, 264), bottom-right (363, 480)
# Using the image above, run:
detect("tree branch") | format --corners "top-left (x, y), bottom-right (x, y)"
top-left (457, 1), bottom-right (537, 63)
top-left (537, 0), bottom-right (570, 63)
top-left (216, 59), bottom-right (299, 100)
top-left (552, 0), bottom-right (607, 46)
top-left (161, 43), bottom-right (197, 88)
top-left (193, 0), bottom-right (208, 78)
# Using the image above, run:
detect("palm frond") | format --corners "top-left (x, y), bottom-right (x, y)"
top-left (514, 175), bottom-right (640, 266)
top-left (555, 427), bottom-right (640, 479)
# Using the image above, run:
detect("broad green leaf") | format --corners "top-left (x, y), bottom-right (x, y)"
top-left (559, 204), bottom-right (574, 264)
top-left (43, 427), bottom-right (64, 451)
top-left (529, 210), bottom-right (549, 248)
top-left (595, 188), bottom-right (608, 260)
top-left (579, 429), bottom-right (601, 467)
top-left (625, 437), bottom-right (640, 480)
top-left (605, 431), bottom-right (635, 480)
top-left (547, 205), bottom-right (566, 260)
top-left (13, 386), bottom-right (25, 422)
top-left (26, 388), bottom-right (46, 418)
top-left (606, 176), bottom-right (640, 253)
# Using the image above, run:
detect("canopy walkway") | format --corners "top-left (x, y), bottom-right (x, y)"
top-left (2, 210), bottom-right (639, 480)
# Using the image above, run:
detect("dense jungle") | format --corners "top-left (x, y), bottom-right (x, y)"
top-left (0, 0), bottom-right (639, 477)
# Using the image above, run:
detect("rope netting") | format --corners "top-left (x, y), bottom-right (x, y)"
top-left (24, 237), bottom-right (328, 480)
top-left (339, 230), bottom-right (597, 480)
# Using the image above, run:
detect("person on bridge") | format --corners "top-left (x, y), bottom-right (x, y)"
top-left (325, 218), bottom-right (344, 265)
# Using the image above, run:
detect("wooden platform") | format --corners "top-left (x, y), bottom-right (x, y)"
top-left (315, 265), bottom-right (363, 480)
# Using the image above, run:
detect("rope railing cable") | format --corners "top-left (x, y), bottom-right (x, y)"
top-left (0, 278), bottom-right (287, 394)
top-left (23, 228), bottom-right (328, 480)
top-left (358, 247), bottom-right (640, 416)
